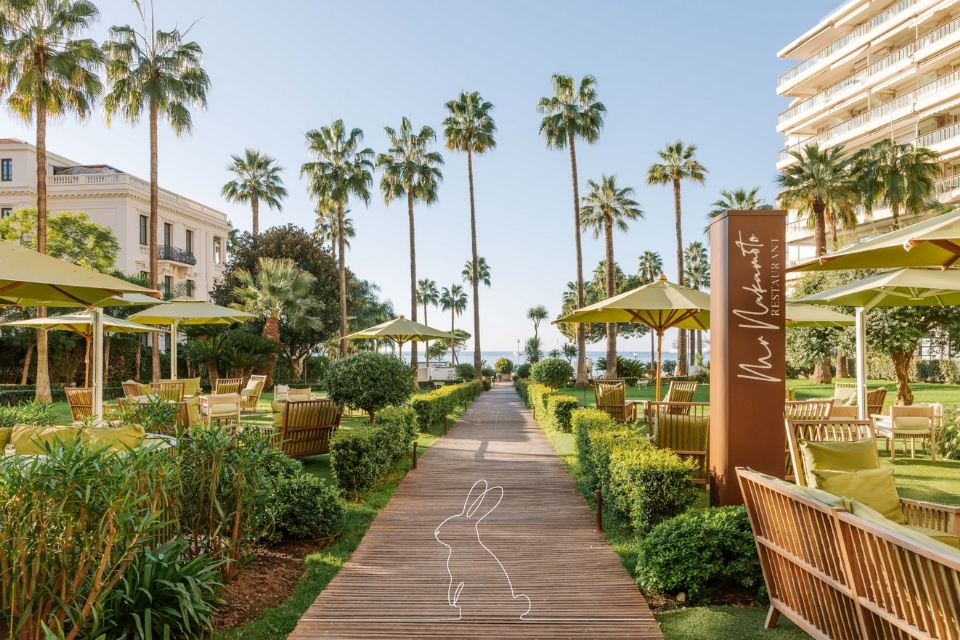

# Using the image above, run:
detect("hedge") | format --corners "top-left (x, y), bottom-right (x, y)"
top-left (0, 386), bottom-right (127, 406)
top-left (609, 445), bottom-right (699, 534)
top-left (571, 409), bottom-right (617, 489)
top-left (408, 381), bottom-right (482, 432)
top-left (546, 394), bottom-right (579, 433)
top-left (514, 378), bottom-right (530, 404)
top-left (329, 406), bottom-right (418, 496)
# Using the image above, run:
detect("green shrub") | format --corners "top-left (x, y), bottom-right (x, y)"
top-left (259, 446), bottom-right (304, 480)
top-left (330, 407), bottom-right (418, 497)
top-left (375, 406), bottom-right (418, 460)
top-left (495, 357), bottom-right (514, 374)
top-left (530, 357), bottom-right (574, 389)
top-left (0, 400), bottom-right (58, 428)
top-left (547, 394), bottom-right (579, 432)
top-left (609, 445), bottom-right (699, 533)
top-left (482, 366), bottom-right (496, 378)
top-left (588, 426), bottom-right (648, 513)
top-left (526, 383), bottom-right (552, 415)
top-left (325, 352), bottom-right (415, 422)
top-left (513, 378), bottom-right (530, 404)
top-left (635, 507), bottom-right (761, 602)
top-left (408, 381), bottom-right (481, 431)
top-left (455, 362), bottom-right (478, 380)
top-left (516, 363), bottom-right (532, 379)
top-left (482, 378), bottom-right (491, 391)
top-left (276, 475), bottom-right (344, 539)
top-left (571, 408), bottom-right (616, 488)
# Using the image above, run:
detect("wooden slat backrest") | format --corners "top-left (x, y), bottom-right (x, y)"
top-left (785, 419), bottom-right (876, 488)
top-left (280, 399), bottom-right (341, 458)
top-left (834, 381), bottom-right (857, 400)
top-left (664, 380), bottom-right (697, 403)
top-left (593, 379), bottom-right (628, 423)
top-left (215, 377), bottom-right (244, 395)
top-left (647, 401), bottom-right (709, 484)
top-left (121, 381), bottom-right (142, 397)
top-left (866, 387), bottom-right (887, 416)
top-left (783, 401), bottom-right (834, 480)
top-left (65, 387), bottom-right (94, 421)
top-left (150, 381), bottom-right (185, 401)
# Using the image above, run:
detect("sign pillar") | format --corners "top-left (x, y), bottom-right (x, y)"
top-left (708, 210), bottom-right (787, 506)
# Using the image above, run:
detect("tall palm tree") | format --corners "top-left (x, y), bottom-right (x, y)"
top-left (527, 305), bottom-right (549, 344)
top-left (104, 1), bottom-right (210, 381)
top-left (776, 143), bottom-right (856, 257)
top-left (377, 117), bottom-right (444, 376)
top-left (647, 140), bottom-right (707, 377)
top-left (444, 91), bottom-right (496, 381)
top-left (855, 138), bottom-right (941, 229)
top-left (231, 257), bottom-right (320, 388)
top-left (0, 0), bottom-right (104, 402)
top-left (440, 283), bottom-right (467, 365)
top-left (684, 241), bottom-right (710, 361)
top-left (637, 250), bottom-right (664, 374)
top-left (537, 74), bottom-right (606, 388)
top-left (705, 186), bottom-right (772, 232)
top-left (462, 256), bottom-right (491, 287)
top-left (562, 342), bottom-right (577, 364)
top-left (580, 174), bottom-right (644, 378)
top-left (221, 149), bottom-right (287, 236)
top-left (301, 119), bottom-right (374, 357)
top-left (417, 278), bottom-right (439, 364)
top-left (313, 196), bottom-right (355, 264)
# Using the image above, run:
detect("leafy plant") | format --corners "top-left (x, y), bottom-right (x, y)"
top-left (609, 445), bottom-right (699, 533)
top-left (546, 394), bottom-right (579, 433)
top-left (455, 362), bottom-right (477, 381)
top-left (662, 359), bottom-right (677, 376)
top-left (530, 357), bottom-right (574, 389)
top-left (330, 406), bottom-right (418, 497)
top-left (276, 475), bottom-right (344, 539)
top-left (408, 382), bottom-right (481, 431)
top-left (516, 363), bottom-right (532, 379)
top-left (494, 358), bottom-right (513, 374)
top-left (325, 352), bottom-right (415, 422)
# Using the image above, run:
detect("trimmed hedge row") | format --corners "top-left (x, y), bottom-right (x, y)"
top-left (0, 386), bottom-right (127, 406)
top-left (408, 381), bottom-right (482, 432)
top-left (330, 406), bottom-right (418, 496)
top-left (546, 395), bottom-right (578, 433)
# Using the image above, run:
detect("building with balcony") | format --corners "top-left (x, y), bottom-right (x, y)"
top-left (0, 138), bottom-right (230, 301)
top-left (778, 0), bottom-right (960, 267)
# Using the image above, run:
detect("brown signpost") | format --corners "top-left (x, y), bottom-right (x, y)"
top-left (708, 209), bottom-right (787, 506)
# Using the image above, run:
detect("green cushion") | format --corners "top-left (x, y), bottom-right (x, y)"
top-left (0, 427), bottom-right (10, 448)
top-left (904, 525), bottom-right (960, 549)
top-left (10, 425), bottom-right (80, 455)
top-left (892, 416), bottom-right (932, 432)
top-left (243, 379), bottom-right (260, 393)
top-left (208, 403), bottom-right (239, 415)
top-left (751, 469), bottom-right (847, 509)
top-left (81, 424), bottom-right (146, 451)
top-left (180, 377), bottom-right (201, 397)
top-left (186, 397), bottom-right (200, 425)
top-left (273, 411), bottom-right (284, 428)
top-left (799, 439), bottom-right (878, 487)
top-left (139, 383), bottom-right (151, 395)
top-left (848, 500), bottom-right (960, 559)
top-left (812, 468), bottom-right (905, 524)
top-left (271, 401), bottom-right (286, 414)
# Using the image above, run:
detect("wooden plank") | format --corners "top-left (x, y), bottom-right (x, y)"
top-left (290, 383), bottom-right (664, 639)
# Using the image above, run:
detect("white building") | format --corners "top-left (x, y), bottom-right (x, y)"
top-left (778, 0), bottom-right (960, 267)
top-left (0, 138), bottom-right (230, 301)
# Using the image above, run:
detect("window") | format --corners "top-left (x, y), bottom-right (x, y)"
top-left (213, 237), bottom-right (222, 264)
top-left (139, 215), bottom-right (148, 245)
top-left (185, 229), bottom-right (193, 254)
top-left (1, 159), bottom-right (11, 181)
top-left (185, 279), bottom-right (195, 298)
top-left (1, 208), bottom-right (11, 218)
top-left (164, 276), bottom-right (173, 297)
top-left (163, 223), bottom-right (172, 247)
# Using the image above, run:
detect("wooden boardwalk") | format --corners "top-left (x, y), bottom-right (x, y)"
top-left (291, 383), bottom-right (663, 639)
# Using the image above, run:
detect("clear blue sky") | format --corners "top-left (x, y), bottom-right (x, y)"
top-left (2, 0), bottom-right (838, 352)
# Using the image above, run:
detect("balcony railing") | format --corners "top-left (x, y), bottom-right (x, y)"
top-left (157, 245), bottom-right (197, 265)
top-left (936, 175), bottom-right (960, 194)
top-left (916, 122), bottom-right (960, 148)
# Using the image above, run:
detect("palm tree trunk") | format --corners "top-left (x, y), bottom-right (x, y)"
top-left (604, 217), bottom-right (617, 379)
top-left (21, 339), bottom-right (35, 385)
top-left (206, 359), bottom-right (220, 389)
top-left (150, 100), bottom-right (161, 382)
top-left (813, 198), bottom-right (827, 257)
top-left (262, 315), bottom-right (281, 388)
top-left (34, 104), bottom-right (52, 402)
top-left (337, 202), bottom-right (348, 357)
top-left (569, 135), bottom-right (588, 388)
top-left (407, 184), bottom-right (419, 385)
top-left (450, 305), bottom-right (456, 366)
top-left (468, 148), bottom-right (482, 381)
top-left (422, 302), bottom-right (429, 368)
top-left (104, 334), bottom-right (111, 385)
top-left (891, 202), bottom-right (901, 229)
top-left (252, 195), bottom-right (260, 236)
top-left (673, 177), bottom-right (687, 377)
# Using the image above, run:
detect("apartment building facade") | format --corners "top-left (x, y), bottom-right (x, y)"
top-left (0, 139), bottom-right (230, 301)
top-left (778, 0), bottom-right (960, 266)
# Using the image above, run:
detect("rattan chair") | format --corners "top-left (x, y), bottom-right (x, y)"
top-left (276, 399), bottom-right (341, 458)
top-left (65, 387), bottom-right (94, 422)
top-left (785, 418), bottom-right (877, 488)
top-left (121, 381), bottom-right (144, 397)
top-left (593, 379), bottom-right (638, 423)
top-left (200, 392), bottom-right (242, 426)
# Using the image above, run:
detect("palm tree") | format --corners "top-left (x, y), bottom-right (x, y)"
top-left (444, 91), bottom-right (496, 381)
top-left (684, 241), bottom-right (710, 361)
top-left (462, 256), bottom-right (491, 287)
top-left (221, 149), bottom-right (287, 236)
top-left (537, 74), bottom-right (606, 388)
top-left (377, 117), bottom-right (444, 376)
top-left (527, 305), bottom-right (549, 344)
top-left (705, 186), bottom-right (772, 232)
top-left (231, 257), bottom-right (320, 388)
top-left (776, 143), bottom-right (857, 257)
top-left (855, 138), bottom-right (941, 229)
top-left (439, 283), bottom-right (467, 365)
top-left (104, 2), bottom-right (210, 381)
top-left (313, 196), bottom-right (355, 264)
top-left (562, 342), bottom-right (577, 364)
top-left (580, 174), bottom-right (644, 378)
top-left (647, 140), bottom-right (707, 377)
top-left (525, 337), bottom-right (543, 364)
top-left (301, 119), bottom-right (375, 357)
top-left (417, 278), bottom-right (439, 364)
top-left (637, 250), bottom-right (664, 374)
top-left (1, 0), bottom-right (104, 402)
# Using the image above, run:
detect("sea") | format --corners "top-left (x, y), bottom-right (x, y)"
top-left (396, 349), bottom-right (710, 367)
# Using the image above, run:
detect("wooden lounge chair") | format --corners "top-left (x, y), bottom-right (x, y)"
top-left (866, 386), bottom-right (886, 416)
top-left (829, 386), bottom-right (888, 419)
top-left (872, 404), bottom-right (937, 462)
top-left (593, 379), bottom-right (638, 423)
top-left (150, 381), bottom-right (185, 402)
top-left (239, 374), bottom-right (266, 412)
top-left (832, 381), bottom-right (857, 402)
top-left (276, 399), bottom-right (341, 458)
top-left (121, 380), bottom-right (145, 397)
top-left (646, 401), bottom-right (709, 485)
top-left (200, 392), bottom-right (242, 427)
top-left (65, 387), bottom-right (94, 422)
top-left (662, 380), bottom-right (698, 415)
top-left (214, 377), bottom-right (244, 395)
top-left (783, 400), bottom-right (833, 481)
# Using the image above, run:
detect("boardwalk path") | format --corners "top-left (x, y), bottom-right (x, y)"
top-left (291, 383), bottom-right (663, 639)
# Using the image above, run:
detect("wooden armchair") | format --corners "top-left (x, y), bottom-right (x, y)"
top-left (646, 401), bottom-right (709, 485)
top-left (65, 387), bottom-right (94, 422)
top-left (200, 392), bottom-right (242, 426)
top-left (833, 381), bottom-right (857, 402)
top-left (150, 381), bottom-right (185, 402)
top-left (276, 399), bottom-right (341, 458)
top-left (663, 380), bottom-right (697, 403)
top-left (872, 404), bottom-right (937, 462)
top-left (593, 379), bottom-right (638, 423)
top-left (121, 381), bottom-right (144, 397)
top-left (215, 377), bottom-right (244, 395)
top-left (783, 400), bottom-right (833, 481)
top-left (239, 374), bottom-right (266, 412)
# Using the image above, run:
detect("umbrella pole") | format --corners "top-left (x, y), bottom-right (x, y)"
top-left (91, 308), bottom-right (104, 420)
top-left (656, 329), bottom-right (663, 402)
top-left (170, 319), bottom-right (179, 380)
top-left (84, 334), bottom-right (91, 388)
top-left (856, 307), bottom-right (868, 420)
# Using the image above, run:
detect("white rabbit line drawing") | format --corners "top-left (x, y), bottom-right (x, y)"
top-left (435, 479), bottom-right (532, 621)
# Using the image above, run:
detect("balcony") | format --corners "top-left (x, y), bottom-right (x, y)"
top-left (157, 245), bottom-right (196, 265)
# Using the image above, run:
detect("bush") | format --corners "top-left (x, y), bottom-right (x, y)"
top-left (571, 408), bottom-right (617, 489)
top-left (275, 475), bottom-right (344, 539)
top-left (408, 381), bottom-right (481, 431)
top-left (455, 362), bottom-right (478, 380)
top-left (526, 383), bottom-right (553, 415)
top-left (513, 378), bottom-right (529, 403)
top-left (516, 363), bottom-right (532, 379)
top-left (482, 365), bottom-right (496, 377)
top-left (482, 378), bottom-right (491, 391)
top-left (662, 359), bottom-right (677, 376)
top-left (325, 352), bottom-right (415, 422)
top-left (635, 507), bottom-right (762, 602)
top-left (330, 406), bottom-right (418, 497)
top-left (0, 400), bottom-right (58, 427)
top-left (609, 445), bottom-right (699, 534)
top-left (530, 357), bottom-right (574, 389)
top-left (546, 394), bottom-right (579, 432)
top-left (495, 357), bottom-right (514, 374)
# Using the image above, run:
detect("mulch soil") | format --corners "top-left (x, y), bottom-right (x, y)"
top-left (213, 538), bottom-right (333, 631)
top-left (645, 586), bottom-right (759, 614)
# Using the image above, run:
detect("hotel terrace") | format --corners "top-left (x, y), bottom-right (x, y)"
top-left (778, 0), bottom-right (960, 267)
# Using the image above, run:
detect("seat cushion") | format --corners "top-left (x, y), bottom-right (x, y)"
top-left (207, 403), bottom-right (239, 415)
top-left (180, 377), bottom-right (201, 397)
top-left (81, 424), bottom-right (146, 451)
top-left (0, 427), bottom-right (10, 448)
top-left (10, 425), bottom-right (81, 455)
top-left (891, 416), bottom-right (932, 432)
top-left (271, 401), bottom-right (286, 414)
top-left (848, 500), bottom-right (960, 559)
top-left (751, 469), bottom-right (847, 509)
top-left (904, 525), bottom-right (960, 549)
top-left (812, 467), bottom-right (905, 524)
top-left (799, 439), bottom-right (879, 487)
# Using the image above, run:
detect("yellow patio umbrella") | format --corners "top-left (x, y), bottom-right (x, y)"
top-left (556, 276), bottom-right (710, 400)
top-left (127, 297), bottom-right (255, 379)
top-left (345, 315), bottom-right (457, 362)
top-left (783, 303), bottom-right (854, 328)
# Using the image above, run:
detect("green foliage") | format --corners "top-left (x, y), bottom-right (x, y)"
top-left (530, 357), bottom-right (574, 389)
top-left (325, 352), bottom-right (415, 421)
top-left (329, 407), bottom-right (418, 497)
top-left (609, 445), bottom-right (699, 534)
top-left (635, 507), bottom-right (761, 602)
top-left (526, 383), bottom-right (553, 415)
top-left (595, 356), bottom-right (647, 377)
top-left (275, 475), bottom-right (344, 540)
top-left (481, 366), bottom-right (496, 378)
top-left (0, 209), bottom-right (120, 273)
top-left (558, 261), bottom-right (650, 344)
top-left (108, 395), bottom-right (179, 435)
top-left (455, 362), bottom-right (477, 380)
top-left (516, 363), bottom-right (532, 379)
top-left (866, 353), bottom-right (918, 381)
top-left (0, 400), bottom-right (58, 427)
top-left (546, 394), bottom-right (579, 433)
top-left (494, 357), bottom-right (514, 374)
top-left (408, 381), bottom-right (481, 431)
top-left (571, 408), bottom-right (618, 490)
top-left (662, 359), bottom-right (677, 376)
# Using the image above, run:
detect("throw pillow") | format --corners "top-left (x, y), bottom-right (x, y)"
top-left (812, 467), bottom-right (904, 524)
top-left (81, 424), bottom-right (146, 452)
top-left (799, 439), bottom-right (878, 487)
top-left (10, 425), bottom-right (80, 455)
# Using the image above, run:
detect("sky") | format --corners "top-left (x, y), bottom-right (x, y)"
top-left (1, 0), bottom-right (840, 353)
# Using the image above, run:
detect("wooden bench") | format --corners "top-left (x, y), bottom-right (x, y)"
top-left (276, 399), bottom-right (341, 458)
